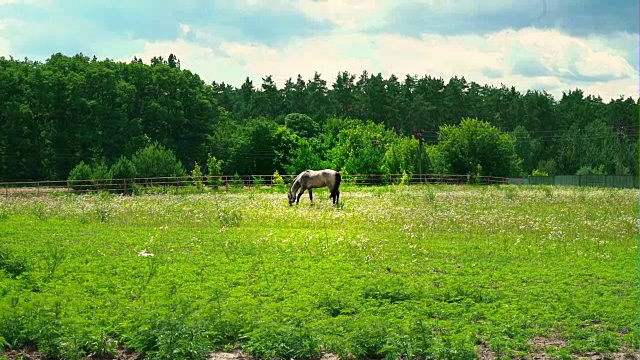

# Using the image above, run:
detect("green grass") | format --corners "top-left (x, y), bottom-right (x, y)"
top-left (0, 184), bottom-right (637, 359)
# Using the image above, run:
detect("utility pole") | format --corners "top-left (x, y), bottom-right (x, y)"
top-left (416, 129), bottom-right (425, 182)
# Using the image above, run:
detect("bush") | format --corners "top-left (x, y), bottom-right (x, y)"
top-left (131, 142), bottom-right (186, 179)
top-left (110, 156), bottom-right (137, 180)
top-left (206, 154), bottom-right (224, 188)
top-left (272, 170), bottom-right (285, 191)
top-left (90, 160), bottom-right (111, 191)
top-left (531, 169), bottom-right (549, 177)
top-left (576, 165), bottom-right (606, 175)
top-left (535, 159), bottom-right (558, 176)
top-left (67, 161), bottom-right (93, 192)
top-left (110, 156), bottom-right (137, 194)
top-left (191, 161), bottom-right (205, 190)
top-left (252, 176), bottom-right (265, 186)
top-left (0, 247), bottom-right (30, 278)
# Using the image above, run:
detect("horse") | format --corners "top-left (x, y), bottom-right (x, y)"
top-left (288, 169), bottom-right (341, 206)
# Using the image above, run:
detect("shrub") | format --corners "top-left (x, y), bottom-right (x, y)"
top-left (206, 154), bottom-right (224, 188)
top-left (272, 170), bottom-right (285, 191)
top-left (110, 156), bottom-right (137, 180)
top-left (67, 161), bottom-right (93, 192)
top-left (110, 156), bottom-right (137, 194)
top-left (0, 247), bottom-right (30, 278)
top-left (531, 169), bottom-right (549, 177)
top-left (576, 164), bottom-right (606, 175)
top-left (252, 176), bottom-right (265, 186)
top-left (400, 171), bottom-right (410, 186)
top-left (91, 160), bottom-right (111, 191)
top-left (131, 142), bottom-right (186, 179)
top-left (231, 172), bottom-right (243, 187)
top-left (536, 159), bottom-right (558, 176)
top-left (191, 161), bottom-right (205, 190)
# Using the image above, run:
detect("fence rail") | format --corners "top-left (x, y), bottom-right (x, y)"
top-left (1, 173), bottom-right (509, 196)
top-left (511, 174), bottom-right (639, 189)
top-left (1, 173), bottom-right (637, 197)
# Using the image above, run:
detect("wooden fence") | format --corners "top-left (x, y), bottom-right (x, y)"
top-left (509, 174), bottom-right (639, 189)
top-left (1, 173), bottom-right (510, 196)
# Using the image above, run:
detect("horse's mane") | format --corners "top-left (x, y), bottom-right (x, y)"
top-left (289, 171), bottom-right (306, 193)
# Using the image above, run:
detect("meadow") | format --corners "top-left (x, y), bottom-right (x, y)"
top-left (0, 184), bottom-right (637, 360)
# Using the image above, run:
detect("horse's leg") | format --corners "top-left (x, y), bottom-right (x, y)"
top-left (309, 188), bottom-right (313, 205)
top-left (296, 188), bottom-right (305, 205)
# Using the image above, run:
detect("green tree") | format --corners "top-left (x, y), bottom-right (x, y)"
top-left (328, 120), bottom-right (396, 176)
top-left (436, 118), bottom-right (522, 177)
top-left (284, 113), bottom-right (320, 139)
top-left (382, 136), bottom-right (430, 175)
top-left (511, 125), bottom-right (539, 176)
top-left (284, 138), bottom-right (329, 175)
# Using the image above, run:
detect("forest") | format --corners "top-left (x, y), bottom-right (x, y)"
top-left (0, 52), bottom-right (637, 182)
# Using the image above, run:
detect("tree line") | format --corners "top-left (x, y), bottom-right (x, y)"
top-left (0, 52), bottom-right (637, 183)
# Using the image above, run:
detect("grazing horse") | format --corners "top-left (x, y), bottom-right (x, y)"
top-left (288, 169), bottom-right (341, 206)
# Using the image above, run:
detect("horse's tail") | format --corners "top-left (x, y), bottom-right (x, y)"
top-left (334, 171), bottom-right (342, 190)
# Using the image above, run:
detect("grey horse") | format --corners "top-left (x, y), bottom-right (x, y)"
top-left (287, 169), bottom-right (341, 206)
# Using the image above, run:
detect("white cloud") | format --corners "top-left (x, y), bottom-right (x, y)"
top-left (178, 24), bottom-right (190, 38)
top-left (296, 0), bottom-right (393, 31)
top-left (0, 0), bottom-right (51, 6)
top-left (0, 37), bottom-right (9, 55)
top-left (127, 26), bottom-right (637, 102)
top-left (229, 0), bottom-right (393, 31)
top-left (0, 18), bottom-right (23, 55)
top-left (0, 18), bottom-right (23, 31)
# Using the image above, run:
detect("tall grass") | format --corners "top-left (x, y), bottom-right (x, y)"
top-left (0, 185), bottom-right (637, 359)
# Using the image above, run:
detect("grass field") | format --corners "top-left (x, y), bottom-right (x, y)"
top-left (0, 184), bottom-right (638, 360)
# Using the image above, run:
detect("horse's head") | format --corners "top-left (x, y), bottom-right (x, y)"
top-left (288, 191), bottom-right (295, 206)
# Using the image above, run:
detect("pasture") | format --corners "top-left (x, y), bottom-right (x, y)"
top-left (0, 184), bottom-right (637, 360)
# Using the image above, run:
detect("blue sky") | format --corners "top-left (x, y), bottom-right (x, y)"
top-left (0, 0), bottom-right (637, 101)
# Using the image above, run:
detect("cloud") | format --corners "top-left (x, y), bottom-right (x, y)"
top-left (511, 58), bottom-right (552, 78)
top-left (383, 0), bottom-right (638, 38)
top-left (0, 1), bottom-right (637, 103)
top-left (34, 0), bottom-right (334, 46)
top-left (0, 0), bottom-right (50, 5)
top-left (124, 26), bottom-right (637, 102)
top-left (228, 0), bottom-right (394, 32)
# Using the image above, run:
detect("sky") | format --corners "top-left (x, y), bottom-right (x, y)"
top-left (0, 0), bottom-right (638, 102)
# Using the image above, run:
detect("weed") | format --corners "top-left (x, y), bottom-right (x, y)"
top-left (425, 188), bottom-right (436, 204)
top-left (215, 205), bottom-right (242, 228)
top-left (44, 241), bottom-right (67, 280)
top-left (503, 186), bottom-right (518, 200)
top-left (0, 248), bottom-right (30, 278)
top-left (243, 318), bottom-right (320, 360)
top-left (252, 176), bottom-right (265, 187)
top-left (94, 202), bottom-right (111, 223)
top-left (32, 203), bottom-right (48, 221)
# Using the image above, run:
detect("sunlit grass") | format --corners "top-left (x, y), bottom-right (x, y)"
top-left (0, 184), bottom-right (637, 359)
